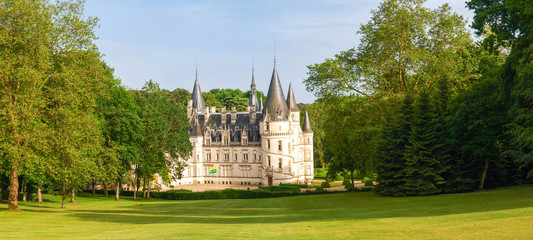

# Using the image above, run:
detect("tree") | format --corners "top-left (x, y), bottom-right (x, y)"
top-left (375, 95), bottom-right (413, 196)
top-left (304, 0), bottom-right (478, 119)
top-left (223, 97), bottom-right (249, 112)
top-left (44, 49), bottom-right (114, 208)
top-left (323, 96), bottom-right (381, 190)
top-left (0, 0), bottom-right (99, 210)
top-left (467, 0), bottom-right (533, 181)
top-left (401, 91), bottom-right (444, 196)
top-left (202, 92), bottom-right (222, 111)
top-left (299, 101), bottom-right (327, 168)
top-left (133, 80), bottom-right (192, 199)
top-left (99, 83), bottom-right (143, 200)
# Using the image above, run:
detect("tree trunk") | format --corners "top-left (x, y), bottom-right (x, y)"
top-left (27, 188), bottom-right (33, 201)
top-left (115, 181), bottom-right (120, 201)
top-left (61, 183), bottom-right (66, 208)
top-left (147, 179), bottom-right (151, 199)
top-left (7, 167), bottom-right (20, 211)
top-left (479, 159), bottom-right (489, 191)
top-left (91, 178), bottom-right (95, 196)
top-left (37, 184), bottom-right (42, 203)
top-left (351, 170), bottom-right (355, 192)
top-left (70, 189), bottom-right (77, 204)
top-left (103, 182), bottom-right (108, 197)
top-left (22, 180), bottom-right (27, 202)
top-left (143, 178), bottom-right (147, 198)
top-left (133, 173), bottom-right (138, 200)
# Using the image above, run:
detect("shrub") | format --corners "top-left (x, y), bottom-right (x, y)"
top-left (260, 185), bottom-right (300, 193)
top-left (342, 179), bottom-right (351, 186)
top-left (315, 186), bottom-right (324, 192)
top-left (321, 181), bottom-right (331, 188)
top-left (364, 180), bottom-right (374, 186)
top-left (279, 183), bottom-right (309, 188)
top-left (344, 183), bottom-right (353, 191)
top-left (314, 172), bottom-right (327, 179)
top-left (335, 174), bottom-right (344, 181)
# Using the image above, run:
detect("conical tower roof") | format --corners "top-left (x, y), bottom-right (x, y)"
top-left (302, 110), bottom-right (313, 133)
top-left (264, 63), bottom-right (288, 121)
top-left (191, 72), bottom-right (205, 112)
top-left (286, 82), bottom-right (298, 112)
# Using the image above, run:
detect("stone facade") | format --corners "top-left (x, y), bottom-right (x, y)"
top-left (169, 63), bottom-right (314, 187)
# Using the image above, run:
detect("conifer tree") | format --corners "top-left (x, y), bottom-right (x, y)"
top-left (375, 95), bottom-right (414, 196)
top-left (402, 91), bottom-right (444, 196)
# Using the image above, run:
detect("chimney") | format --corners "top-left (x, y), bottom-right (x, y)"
top-left (221, 106), bottom-right (227, 123)
top-left (204, 106), bottom-right (210, 118)
top-left (231, 106), bottom-right (237, 124)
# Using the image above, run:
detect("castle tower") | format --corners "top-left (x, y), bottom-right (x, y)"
top-left (189, 119), bottom-right (204, 184)
top-left (302, 110), bottom-right (314, 184)
top-left (260, 61), bottom-right (293, 186)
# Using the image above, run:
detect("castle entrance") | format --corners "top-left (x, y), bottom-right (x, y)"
top-left (268, 177), bottom-right (273, 186)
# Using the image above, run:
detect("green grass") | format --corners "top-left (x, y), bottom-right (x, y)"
top-left (1, 185), bottom-right (533, 239)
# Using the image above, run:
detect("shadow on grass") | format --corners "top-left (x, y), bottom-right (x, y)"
top-left (64, 185), bottom-right (533, 225)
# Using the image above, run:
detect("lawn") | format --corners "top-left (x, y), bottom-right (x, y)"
top-left (1, 185), bottom-right (532, 239)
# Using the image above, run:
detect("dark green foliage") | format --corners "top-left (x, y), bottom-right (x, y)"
top-left (342, 179), bottom-right (351, 186)
top-left (279, 183), bottom-right (310, 188)
top-left (375, 95), bottom-right (413, 196)
top-left (364, 180), bottom-right (374, 187)
top-left (321, 182), bottom-right (331, 188)
top-left (402, 91), bottom-right (444, 196)
top-left (260, 185), bottom-right (301, 193)
top-left (344, 182), bottom-right (353, 191)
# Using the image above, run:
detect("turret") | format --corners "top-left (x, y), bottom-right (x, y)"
top-left (286, 82), bottom-right (299, 122)
top-left (263, 62), bottom-right (288, 121)
top-left (249, 66), bottom-right (260, 111)
top-left (191, 71), bottom-right (205, 113)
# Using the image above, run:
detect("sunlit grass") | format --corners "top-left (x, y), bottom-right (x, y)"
top-left (1, 185), bottom-right (532, 239)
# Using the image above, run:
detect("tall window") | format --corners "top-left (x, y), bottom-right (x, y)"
top-left (267, 156), bottom-right (271, 166)
top-left (234, 153), bottom-right (238, 160)
top-left (278, 141), bottom-right (282, 151)
top-left (279, 158), bottom-right (282, 169)
top-left (267, 140), bottom-right (270, 149)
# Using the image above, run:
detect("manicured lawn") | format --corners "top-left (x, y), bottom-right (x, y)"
top-left (1, 185), bottom-right (533, 239)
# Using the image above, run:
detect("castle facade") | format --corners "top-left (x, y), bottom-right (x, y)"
top-left (170, 62), bottom-right (313, 186)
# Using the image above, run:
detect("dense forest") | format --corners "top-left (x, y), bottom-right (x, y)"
top-left (1, 0), bottom-right (531, 212)
top-left (303, 0), bottom-right (532, 196)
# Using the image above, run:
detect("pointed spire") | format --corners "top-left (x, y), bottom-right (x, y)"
top-left (249, 61), bottom-right (260, 111)
top-left (264, 62), bottom-right (288, 121)
top-left (302, 110), bottom-right (313, 133)
top-left (191, 71), bottom-right (205, 112)
top-left (286, 82), bottom-right (298, 112)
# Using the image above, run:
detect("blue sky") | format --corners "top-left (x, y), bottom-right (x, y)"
top-left (84, 0), bottom-right (475, 103)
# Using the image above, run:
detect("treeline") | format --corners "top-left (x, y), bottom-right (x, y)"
top-left (203, 88), bottom-right (267, 112)
top-left (303, 0), bottom-right (532, 195)
top-left (0, 0), bottom-right (192, 210)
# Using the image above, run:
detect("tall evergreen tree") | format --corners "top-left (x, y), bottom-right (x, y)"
top-left (375, 95), bottom-right (414, 196)
top-left (402, 91), bottom-right (444, 196)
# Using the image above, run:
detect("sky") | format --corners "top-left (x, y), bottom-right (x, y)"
top-left (84, 0), bottom-right (475, 103)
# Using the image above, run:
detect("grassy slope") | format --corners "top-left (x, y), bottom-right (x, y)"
top-left (0, 185), bottom-right (532, 239)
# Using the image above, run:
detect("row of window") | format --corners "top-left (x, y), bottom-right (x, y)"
top-left (204, 152), bottom-right (261, 162)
